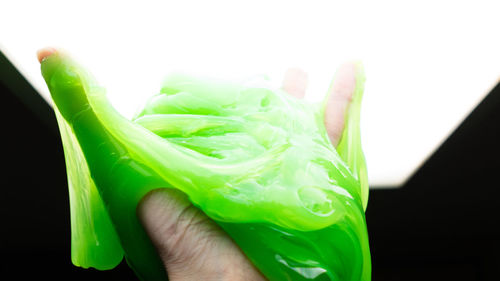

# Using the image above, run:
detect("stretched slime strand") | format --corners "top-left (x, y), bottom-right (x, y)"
top-left (41, 52), bottom-right (371, 281)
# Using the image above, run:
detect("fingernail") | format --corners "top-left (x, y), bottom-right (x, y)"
top-left (37, 47), bottom-right (57, 63)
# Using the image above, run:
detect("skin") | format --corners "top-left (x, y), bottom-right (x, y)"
top-left (37, 48), bottom-right (357, 281)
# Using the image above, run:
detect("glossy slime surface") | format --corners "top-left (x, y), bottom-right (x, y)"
top-left (41, 53), bottom-right (371, 281)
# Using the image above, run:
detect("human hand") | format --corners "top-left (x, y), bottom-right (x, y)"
top-left (37, 48), bottom-right (358, 281)
top-left (135, 65), bottom-right (359, 281)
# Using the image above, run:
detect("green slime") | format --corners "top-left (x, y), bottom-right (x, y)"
top-left (41, 53), bottom-right (371, 281)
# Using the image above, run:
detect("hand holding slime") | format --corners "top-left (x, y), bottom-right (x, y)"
top-left (40, 51), bottom-right (371, 281)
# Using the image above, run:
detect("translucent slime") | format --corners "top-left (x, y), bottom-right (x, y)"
top-left (41, 53), bottom-right (371, 281)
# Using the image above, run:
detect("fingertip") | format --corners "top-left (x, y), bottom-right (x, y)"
top-left (137, 188), bottom-right (191, 224)
top-left (324, 62), bottom-right (358, 146)
top-left (282, 67), bottom-right (309, 99)
top-left (331, 62), bottom-right (357, 99)
top-left (37, 47), bottom-right (57, 63)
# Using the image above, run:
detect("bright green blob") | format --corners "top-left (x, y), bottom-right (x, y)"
top-left (41, 53), bottom-right (371, 281)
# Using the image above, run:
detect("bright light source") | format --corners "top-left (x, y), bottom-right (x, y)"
top-left (1, 0), bottom-right (499, 187)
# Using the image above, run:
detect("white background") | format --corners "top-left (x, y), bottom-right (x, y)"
top-left (1, 0), bottom-right (499, 187)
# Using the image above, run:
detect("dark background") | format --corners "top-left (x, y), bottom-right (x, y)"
top-left (1, 51), bottom-right (499, 280)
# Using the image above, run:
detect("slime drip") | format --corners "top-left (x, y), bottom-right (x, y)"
top-left (41, 53), bottom-right (371, 281)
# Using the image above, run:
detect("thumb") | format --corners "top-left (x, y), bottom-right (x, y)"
top-left (138, 188), bottom-right (212, 257)
top-left (137, 188), bottom-right (266, 281)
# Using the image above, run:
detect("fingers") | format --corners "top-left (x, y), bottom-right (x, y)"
top-left (37, 47), bottom-right (57, 63)
top-left (281, 68), bottom-right (308, 99)
top-left (138, 188), bottom-right (266, 281)
top-left (281, 64), bottom-right (356, 149)
top-left (324, 62), bottom-right (357, 147)
top-left (330, 62), bottom-right (369, 210)
top-left (38, 48), bottom-right (94, 123)
top-left (138, 188), bottom-right (207, 257)
top-left (38, 48), bottom-right (130, 193)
